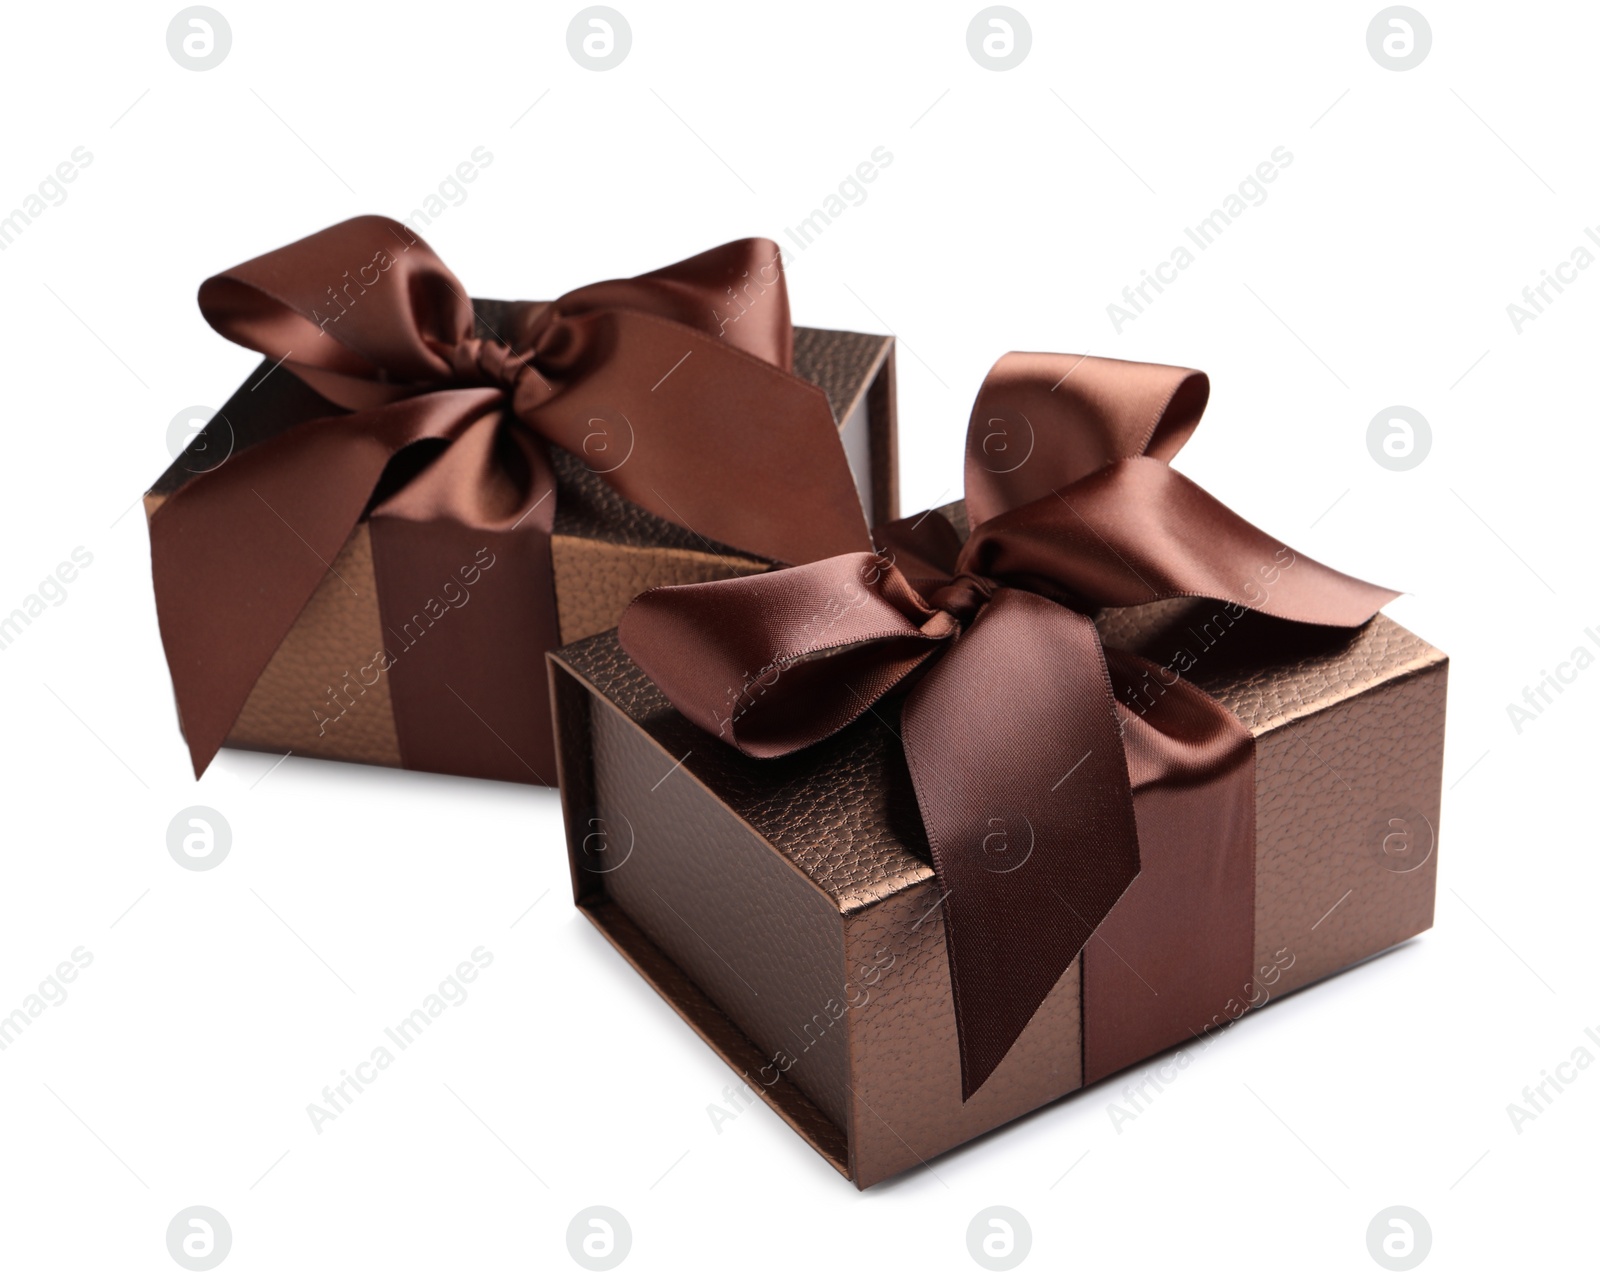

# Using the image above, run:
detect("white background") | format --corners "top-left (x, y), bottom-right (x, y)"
top-left (1, 1), bottom-right (1594, 1273)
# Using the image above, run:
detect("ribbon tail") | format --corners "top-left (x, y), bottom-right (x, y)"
top-left (964, 353), bottom-right (1210, 524)
top-left (900, 588), bottom-right (1141, 1100)
top-left (526, 309), bottom-right (872, 567)
top-left (149, 388), bottom-right (504, 777)
top-left (968, 456), bottom-right (1399, 627)
top-left (1082, 647), bottom-right (1256, 1084)
top-left (368, 412), bottom-right (561, 783)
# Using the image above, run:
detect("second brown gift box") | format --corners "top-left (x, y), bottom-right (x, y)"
top-left (147, 217), bottom-right (895, 785)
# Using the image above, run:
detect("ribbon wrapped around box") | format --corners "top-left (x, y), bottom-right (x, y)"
top-left (147, 217), bottom-right (896, 784)
top-left (550, 352), bottom-right (1448, 1187)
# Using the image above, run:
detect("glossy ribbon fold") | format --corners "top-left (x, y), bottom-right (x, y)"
top-left (152, 217), bottom-right (870, 780)
top-left (619, 352), bottom-right (1397, 1098)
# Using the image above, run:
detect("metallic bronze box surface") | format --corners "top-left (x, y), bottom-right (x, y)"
top-left (147, 303), bottom-right (895, 780)
top-left (551, 555), bottom-right (1447, 1187)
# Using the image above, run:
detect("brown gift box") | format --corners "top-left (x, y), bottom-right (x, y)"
top-left (550, 502), bottom-right (1447, 1188)
top-left (146, 303), bottom-right (896, 779)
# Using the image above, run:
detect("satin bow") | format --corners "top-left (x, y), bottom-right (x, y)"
top-left (151, 216), bottom-right (870, 780)
top-left (619, 352), bottom-right (1397, 1098)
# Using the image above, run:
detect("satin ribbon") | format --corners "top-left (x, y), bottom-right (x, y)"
top-left (151, 216), bottom-right (870, 781)
top-left (619, 353), bottom-right (1397, 1098)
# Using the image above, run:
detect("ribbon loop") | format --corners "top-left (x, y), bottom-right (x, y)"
top-left (621, 351), bottom-right (1397, 1099)
top-left (964, 352), bottom-right (1209, 526)
top-left (619, 551), bottom-right (952, 758)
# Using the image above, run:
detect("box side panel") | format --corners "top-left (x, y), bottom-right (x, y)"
top-left (552, 653), bottom-right (599, 890)
top-left (582, 899), bottom-right (851, 1174)
top-left (584, 692), bottom-right (856, 1138)
top-left (226, 523), bottom-right (402, 766)
top-left (844, 890), bottom-right (1082, 1189)
top-left (1253, 660), bottom-right (1446, 995)
top-left (867, 344), bottom-right (898, 526)
top-left (550, 662), bottom-right (849, 1174)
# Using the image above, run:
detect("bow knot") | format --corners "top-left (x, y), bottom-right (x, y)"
top-left (447, 335), bottom-right (539, 396)
top-left (927, 572), bottom-right (998, 624)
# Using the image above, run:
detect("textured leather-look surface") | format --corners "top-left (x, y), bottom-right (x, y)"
top-left (552, 537), bottom-right (768, 646)
top-left (551, 659), bottom-right (853, 1173)
top-left (793, 325), bottom-right (887, 425)
top-left (1252, 662), bottom-right (1444, 995)
top-left (589, 695), bottom-right (855, 1133)
top-left (149, 308), bottom-right (893, 777)
top-left (1085, 596), bottom-right (1446, 1084)
top-left (842, 884), bottom-right (1084, 1187)
top-left (552, 522), bottom-right (1448, 1187)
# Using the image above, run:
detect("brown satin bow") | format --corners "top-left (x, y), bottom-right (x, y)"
top-left (151, 216), bottom-right (870, 781)
top-left (619, 352), bottom-right (1398, 1098)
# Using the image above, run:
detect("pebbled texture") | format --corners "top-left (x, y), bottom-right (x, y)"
top-left (588, 694), bottom-right (854, 1134)
top-left (552, 497), bottom-right (1448, 1187)
top-left (842, 884), bottom-right (1083, 1187)
top-left (552, 533), bottom-right (768, 646)
top-left (792, 325), bottom-right (888, 425)
top-left (148, 306), bottom-right (893, 780)
top-left (1251, 661), bottom-right (1444, 997)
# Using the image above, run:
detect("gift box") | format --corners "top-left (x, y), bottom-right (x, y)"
top-left (550, 353), bottom-right (1447, 1188)
top-left (147, 217), bottom-right (895, 784)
